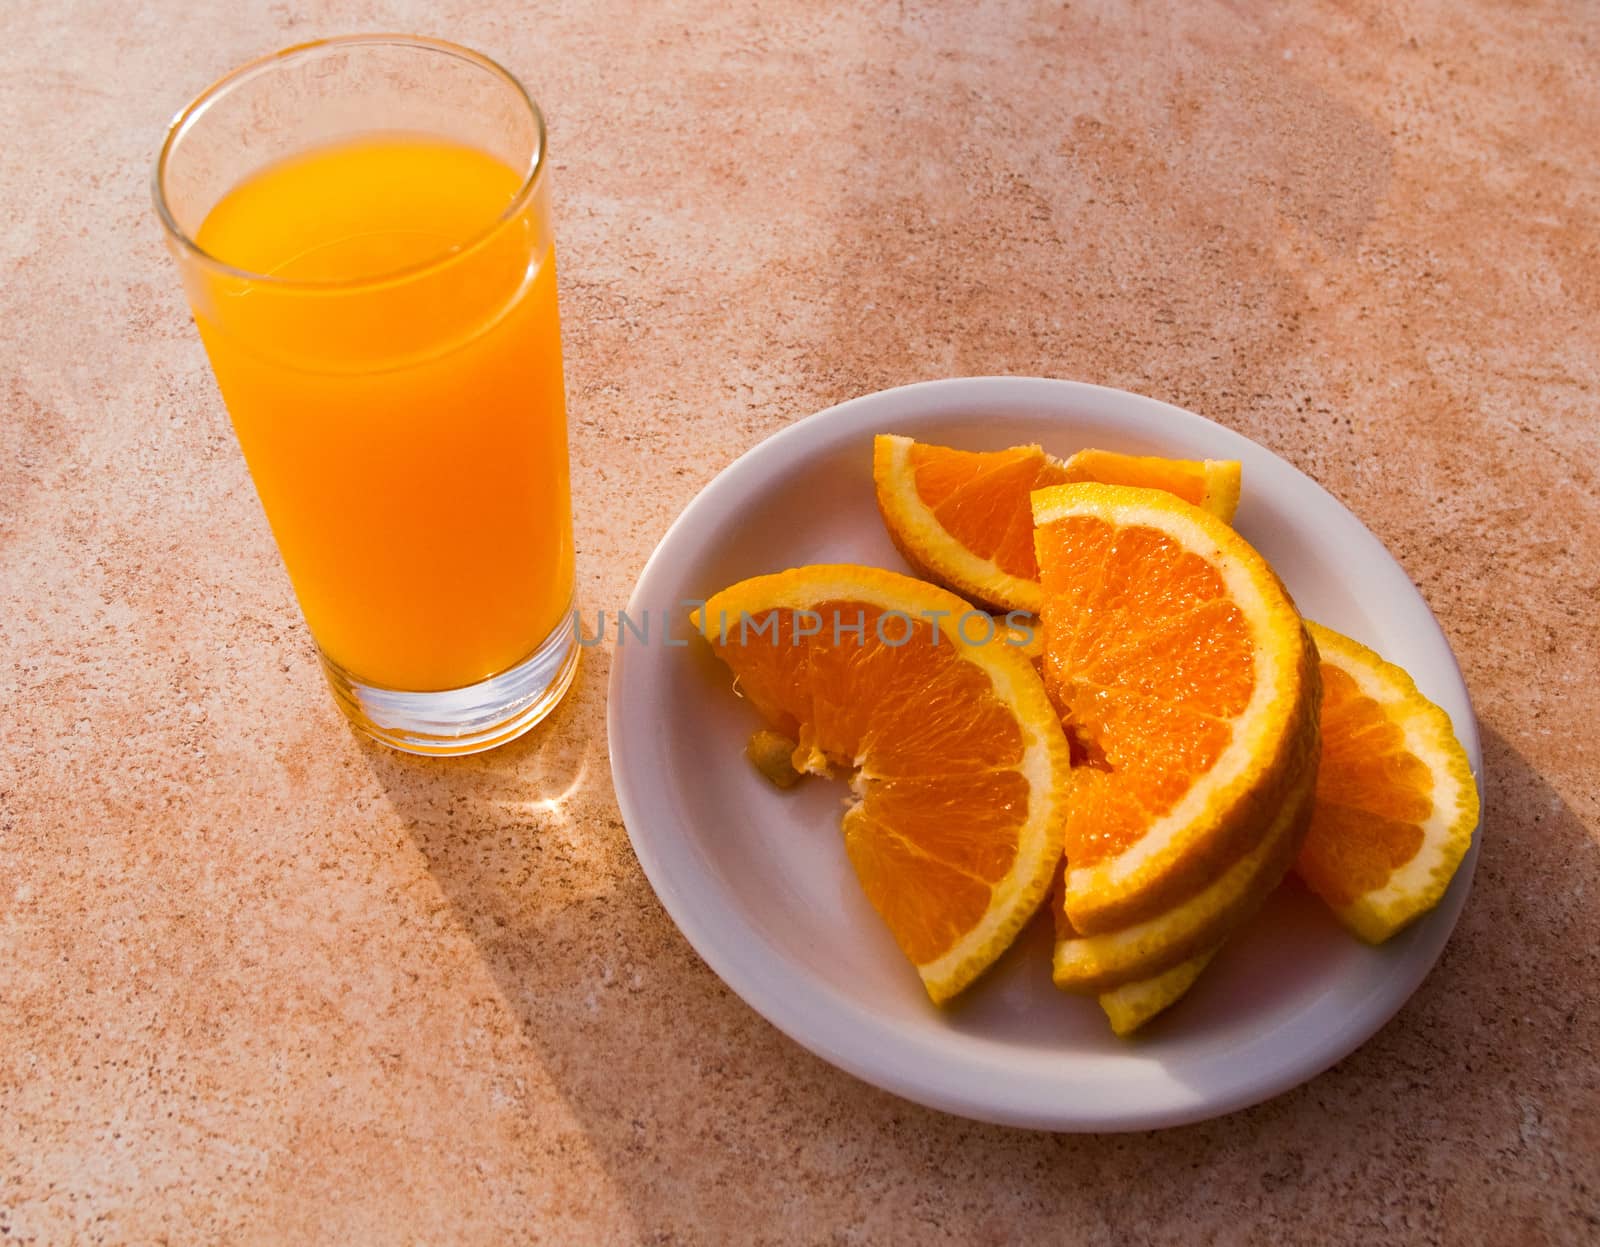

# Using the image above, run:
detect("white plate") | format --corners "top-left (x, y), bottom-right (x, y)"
top-left (607, 377), bottom-right (1482, 1131)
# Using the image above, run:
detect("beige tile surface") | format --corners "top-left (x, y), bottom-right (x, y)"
top-left (3, 1), bottom-right (1597, 1242)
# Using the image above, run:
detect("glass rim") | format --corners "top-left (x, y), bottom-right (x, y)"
top-left (152, 33), bottom-right (548, 292)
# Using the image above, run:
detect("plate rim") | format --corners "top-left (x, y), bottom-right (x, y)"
top-left (606, 375), bottom-right (1482, 1131)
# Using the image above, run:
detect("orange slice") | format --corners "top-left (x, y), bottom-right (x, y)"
top-left (1053, 767), bottom-right (1314, 991)
top-left (1097, 945), bottom-right (1218, 1037)
top-left (872, 436), bottom-right (1245, 615)
top-left (1031, 483), bottom-right (1321, 934)
top-left (692, 566), bottom-right (1072, 1002)
top-left (1293, 621), bottom-right (1479, 943)
top-left (1062, 448), bottom-right (1242, 523)
top-left (873, 435), bottom-right (1069, 613)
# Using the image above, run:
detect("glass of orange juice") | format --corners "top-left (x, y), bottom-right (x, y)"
top-left (154, 36), bottom-right (579, 755)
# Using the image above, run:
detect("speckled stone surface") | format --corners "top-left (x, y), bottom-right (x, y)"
top-left (3, 1), bottom-right (1597, 1242)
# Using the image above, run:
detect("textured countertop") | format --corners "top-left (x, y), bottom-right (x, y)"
top-left (4, 1), bottom-right (1597, 1242)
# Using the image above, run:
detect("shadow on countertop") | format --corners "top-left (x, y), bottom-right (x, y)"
top-left (365, 651), bottom-right (1598, 1246)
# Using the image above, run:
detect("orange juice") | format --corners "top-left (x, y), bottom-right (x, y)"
top-left (188, 133), bottom-right (573, 691)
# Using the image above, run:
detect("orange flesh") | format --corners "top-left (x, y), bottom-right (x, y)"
top-left (1064, 449), bottom-right (1208, 508)
top-left (706, 603), bottom-right (1029, 964)
top-left (1035, 516), bottom-right (1256, 867)
top-left (1294, 665), bottom-right (1432, 906)
top-left (909, 445), bottom-right (1069, 578)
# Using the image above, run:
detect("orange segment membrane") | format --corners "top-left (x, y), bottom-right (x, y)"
top-left (864, 772), bottom-right (1031, 882)
top-left (843, 808), bottom-right (995, 964)
top-left (1296, 664), bottom-right (1432, 905)
top-left (1296, 804), bottom-right (1424, 907)
top-left (909, 444), bottom-right (1069, 578)
top-left (910, 444), bottom-right (1036, 509)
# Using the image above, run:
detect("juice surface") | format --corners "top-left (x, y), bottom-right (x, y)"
top-left (193, 134), bottom-right (573, 691)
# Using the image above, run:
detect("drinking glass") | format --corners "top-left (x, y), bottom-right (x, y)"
top-left (154, 36), bottom-right (579, 755)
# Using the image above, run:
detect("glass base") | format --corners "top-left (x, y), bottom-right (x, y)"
top-left (319, 606), bottom-right (581, 756)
